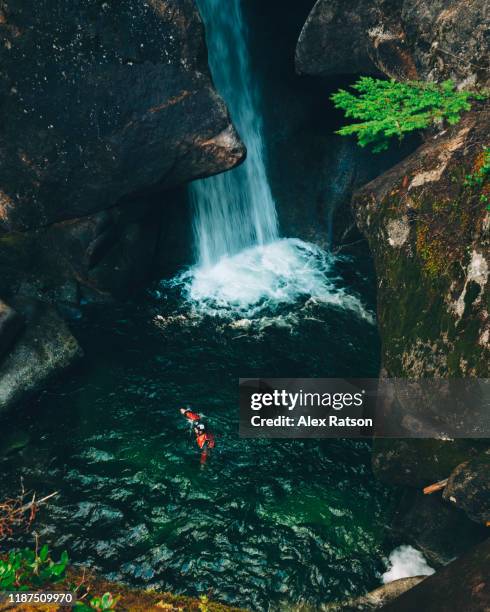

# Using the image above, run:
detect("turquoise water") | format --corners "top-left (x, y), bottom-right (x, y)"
top-left (0, 267), bottom-right (398, 611)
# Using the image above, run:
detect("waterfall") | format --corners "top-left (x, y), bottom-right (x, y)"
top-left (191, 0), bottom-right (279, 268)
top-left (161, 0), bottom-right (374, 325)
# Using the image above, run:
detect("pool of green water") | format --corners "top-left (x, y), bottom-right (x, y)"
top-left (0, 270), bottom-right (398, 610)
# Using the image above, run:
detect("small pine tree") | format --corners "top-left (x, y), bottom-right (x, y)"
top-left (331, 77), bottom-right (486, 152)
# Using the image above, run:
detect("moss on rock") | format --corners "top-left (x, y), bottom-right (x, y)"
top-left (353, 104), bottom-right (489, 378)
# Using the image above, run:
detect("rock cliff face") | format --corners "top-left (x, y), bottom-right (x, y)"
top-left (296, 0), bottom-right (489, 87)
top-left (351, 89), bottom-right (490, 603)
top-left (354, 106), bottom-right (489, 379)
top-left (296, 0), bottom-right (489, 605)
top-left (350, 83), bottom-right (489, 541)
top-left (0, 0), bottom-right (245, 299)
top-left (0, 0), bottom-right (245, 411)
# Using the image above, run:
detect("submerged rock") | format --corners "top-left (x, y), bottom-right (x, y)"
top-left (443, 453), bottom-right (490, 524)
top-left (296, 0), bottom-right (489, 86)
top-left (0, 428), bottom-right (30, 456)
top-left (0, 300), bottom-right (82, 413)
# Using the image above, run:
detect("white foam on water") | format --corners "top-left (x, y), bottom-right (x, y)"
top-left (382, 545), bottom-right (435, 584)
top-left (164, 238), bottom-right (375, 323)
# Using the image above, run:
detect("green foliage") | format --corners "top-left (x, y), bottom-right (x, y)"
top-left (331, 77), bottom-right (487, 152)
top-left (464, 146), bottom-right (490, 209)
top-left (199, 594), bottom-right (210, 612)
top-left (0, 545), bottom-right (68, 591)
top-left (1, 538), bottom-right (120, 610)
top-left (75, 592), bottom-right (120, 611)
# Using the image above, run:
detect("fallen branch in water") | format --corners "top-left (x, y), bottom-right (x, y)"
top-left (423, 478), bottom-right (448, 495)
top-left (0, 482), bottom-right (58, 539)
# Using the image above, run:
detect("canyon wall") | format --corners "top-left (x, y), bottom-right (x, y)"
top-left (296, 0), bottom-right (489, 605)
top-left (0, 0), bottom-right (245, 411)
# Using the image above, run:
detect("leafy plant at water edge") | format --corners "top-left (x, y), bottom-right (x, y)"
top-left (75, 591), bottom-right (120, 611)
top-left (331, 77), bottom-right (487, 152)
top-left (0, 545), bottom-right (68, 590)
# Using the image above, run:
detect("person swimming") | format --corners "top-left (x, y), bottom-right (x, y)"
top-left (180, 408), bottom-right (215, 463)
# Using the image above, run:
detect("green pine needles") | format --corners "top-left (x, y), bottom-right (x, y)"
top-left (331, 77), bottom-right (487, 152)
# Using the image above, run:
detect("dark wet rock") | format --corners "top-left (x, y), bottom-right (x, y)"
top-left (0, 189), bottom-right (186, 300)
top-left (296, 0), bottom-right (489, 86)
top-left (355, 103), bottom-right (489, 530)
top-left (443, 453), bottom-right (490, 524)
top-left (320, 576), bottom-right (426, 611)
top-left (372, 439), bottom-right (486, 488)
top-left (295, 0), bottom-right (384, 79)
top-left (295, 0), bottom-right (490, 582)
top-left (0, 299), bottom-right (82, 413)
top-left (0, 299), bottom-right (23, 362)
top-left (0, 0), bottom-right (244, 233)
top-left (354, 106), bottom-right (489, 378)
top-left (0, 0), bottom-right (245, 302)
top-left (391, 490), bottom-right (488, 566)
top-left (379, 537), bottom-right (490, 612)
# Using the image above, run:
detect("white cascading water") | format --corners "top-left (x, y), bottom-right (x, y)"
top-left (190, 0), bottom-right (278, 266)
top-left (166, 0), bottom-right (374, 324)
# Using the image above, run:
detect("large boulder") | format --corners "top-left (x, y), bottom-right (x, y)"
top-left (296, 0), bottom-right (489, 86)
top-left (353, 105), bottom-right (489, 378)
top-left (0, 0), bottom-right (244, 232)
top-left (295, 0), bottom-right (386, 79)
top-left (443, 453), bottom-right (490, 524)
top-left (355, 104), bottom-right (489, 519)
top-left (295, 0), bottom-right (490, 577)
top-left (0, 192), bottom-right (171, 299)
top-left (391, 490), bottom-right (488, 566)
top-left (372, 439), bottom-right (486, 488)
top-left (0, 299), bottom-right (82, 413)
top-left (0, 0), bottom-right (245, 301)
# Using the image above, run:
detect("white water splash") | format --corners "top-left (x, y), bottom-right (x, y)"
top-left (382, 545), bottom-right (435, 584)
top-left (165, 238), bottom-right (374, 323)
